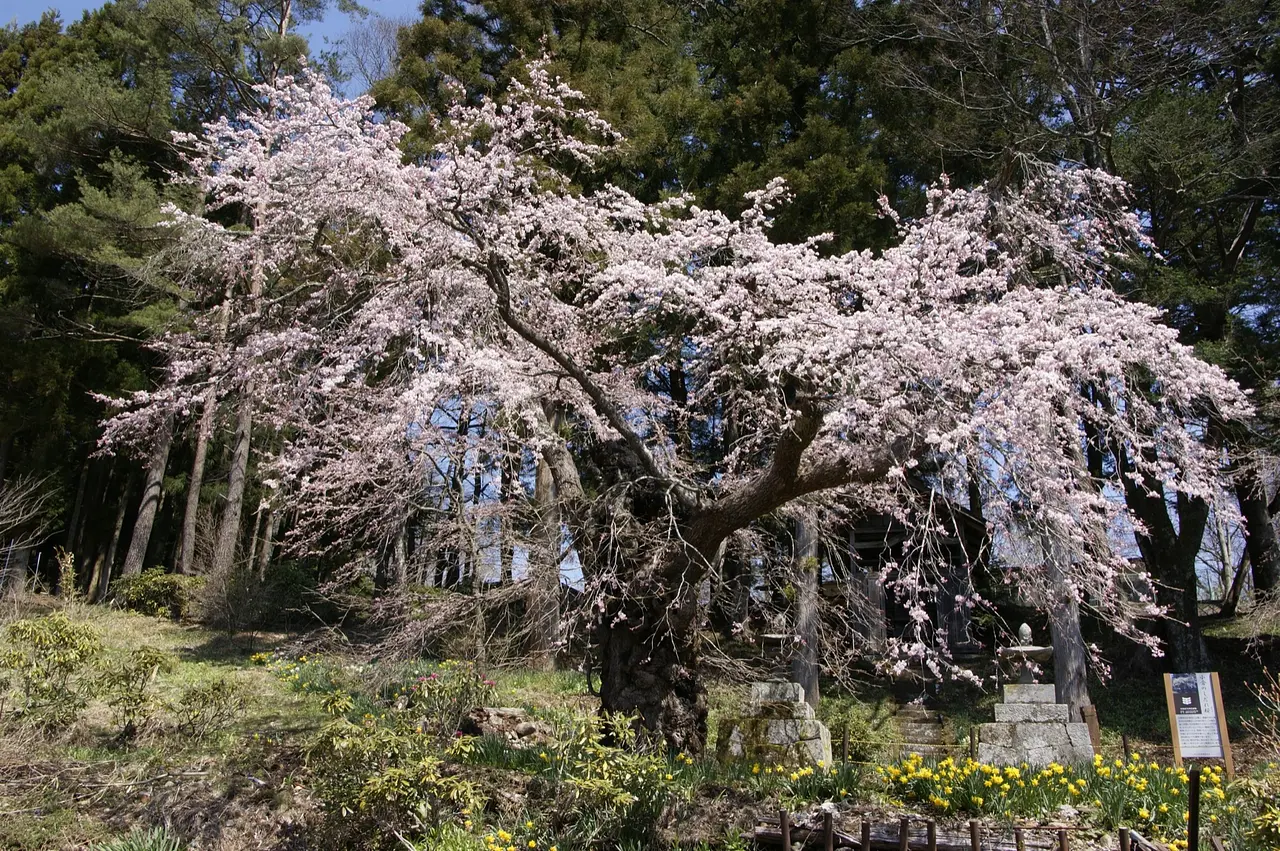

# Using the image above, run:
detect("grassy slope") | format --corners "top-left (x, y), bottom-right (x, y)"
top-left (0, 598), bottom-right (330, 851)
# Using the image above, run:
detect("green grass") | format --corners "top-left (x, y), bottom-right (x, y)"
top-left (0, 599), bottom-right (330, 850)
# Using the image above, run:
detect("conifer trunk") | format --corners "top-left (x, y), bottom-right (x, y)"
top-left (179, 395), bottom-right (215, 574)
top-left (1043, 529), bottom-right (1090, 721)
top-left (791, 512), bottom-right (821, 707)
top-left (1236, 470), bottom-right (1280, 598)
top-left (95, 476), bottom-right (134, 601)
top-left (212, 400), bottom-right (253, 577)
top-left (122, 417), bottom-right (172, 578)
top-left (528, 455), bottom-right (560, 669)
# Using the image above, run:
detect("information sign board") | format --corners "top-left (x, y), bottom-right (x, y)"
top-left (1163, 672), bottom-right (1234, 779)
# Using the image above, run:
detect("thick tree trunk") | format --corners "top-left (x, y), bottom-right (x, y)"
top-left (1120, 448), bottom-right (1210, 671)
top-left (527, 456), bottom-right (560, 670)
top-left (391, 526), bottom-right (408, 588)
top-left (1043, 530), bottom-right (1091, 721)
top-left (179, 394), bottom-right (216, 574)
top-left (709, 539), bottom-right (751, 635)
top-left (791, 512), bottom-right (821, 708)
top-left (122, 418), bottom-right (173, 578)
top-left (1236, 470), bottom-right (1280, 598)
top-left (597, 577), bottom-right (707, 754)
top-left (211, 397), bottom-right (253, 577)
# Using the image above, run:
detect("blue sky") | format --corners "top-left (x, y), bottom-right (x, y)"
top-left (4, 0), bottom-right (423, 54)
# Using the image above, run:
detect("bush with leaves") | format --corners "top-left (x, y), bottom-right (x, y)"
top-left (0, 612), bottom-right (102, 725)
top-left (171, 676), bottom-right (246, 740)
top-left (530, 712), bottom-right (680, 848)
top-left (114, 568), bottom-right (203, 620)
top-left (395, 660), bottom-right (496, 739)
top-left (308, 714), bottom-right (484, 847)
top-left (98, 647), bottom-right (175, 738)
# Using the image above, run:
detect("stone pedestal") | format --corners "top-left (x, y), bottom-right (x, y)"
top-left (715, 681), bottom-right (832, 766)
top-left (977, 684), bottom-right (1093, 767)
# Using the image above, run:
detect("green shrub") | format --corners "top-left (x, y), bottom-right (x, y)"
top-left (98, 647), bottom-right (175, 738)
top-left (115, 568), bottom-right (203, 620)
top-left (308, 716), bottom-right (483, 847)
top-left (171, 676), bottom-right (246, 740)
top-left (90, 826), bottom-right (186, 851)
top-left (0, 611), bottom-right (102, 725)
top-left (388, 659), bottom-right (496, 739)
top-left (818, 695), bottom-right (894, 763)
top-left (541, 712), bottom-right (679, 847)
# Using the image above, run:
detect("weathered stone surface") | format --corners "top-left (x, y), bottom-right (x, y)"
top-left (994, 702), bottom-right (1069, 723)
top-left (765, 719), bottom-right (827, 745)
top-left (751, 681), bottom-right (804, 705)
top-left (715, 716), bottom-right (833, 766)
top-left (977, 720), bottom-right (1093, 767)
top-left (1003, 684), bottom-right (1058, 704)
top-left (895, 708), bottom-right (935, 723)
top-left (716, 681), bottom-right (832, 766)
top-left (977, 722), bottom-right (1015, 747)
top-left (1066, 723), bottom-right (1093, 750)
top-left (754, 700), bottom-right (816, 720)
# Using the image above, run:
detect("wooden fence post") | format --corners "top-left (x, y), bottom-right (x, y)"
top-left (970, 820), bottom-right (981, 851)
top-left (1080, 705), bottom-right (1102, 753)
top-left (780, 809), bottom-right (790, 850)
top-left (1188, 766), bottom-right (1202, 851)
top-left (823, 810), bottom-right (834, 851)
top-left (1014, 827), bottom-right (1025, 851)
top-left (899, 817), bottom-right (910, 851)
top-left (927, 819), bottom-right (937, 851)
top-left (862, 819), bottom-right (872, 851)
top-left (1119, 828), bottom-right (1130, 851)
top-left (1057, 828), bottom-right (1070, 851)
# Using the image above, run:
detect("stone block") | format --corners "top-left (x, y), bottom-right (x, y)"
top-left (714, 715), bottom-right (832, 767)
top-left (1002, 684), bottom-right (1057, 704)
top-left (765, 719), bottom-right (827, 745)
top-left (1066, 723), bottom-right (1094, 751)
top-left (755, 700), bottom-right (816, 720)
top-left (977, 719), bottom-right (1094, 767)
top-left (751, 681), bottom-right (804, 705)
top-left (795, 724), bottom-right (833, 765)
top-left (994, 703), bottom-right (1069, 723)
top-left (978, 722), bottom-right (1015, 746)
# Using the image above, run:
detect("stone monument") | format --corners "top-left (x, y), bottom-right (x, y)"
top-left (715, 681), bottom-right (833, 766)
top-left (977, 624), bottom-right (1094, 766)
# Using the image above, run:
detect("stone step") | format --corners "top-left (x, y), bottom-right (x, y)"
top-left (899, 722), bottom-right (948, 744)
top-left (994, 702), bottom-right (1069, 723)
top-left (1002, 684), bottom-right (1057, 704)
top-left (895, 708), bottom-right (936, 723)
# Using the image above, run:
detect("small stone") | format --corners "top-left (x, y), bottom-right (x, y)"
top-left (514, 722), bottom-right (537, 738)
